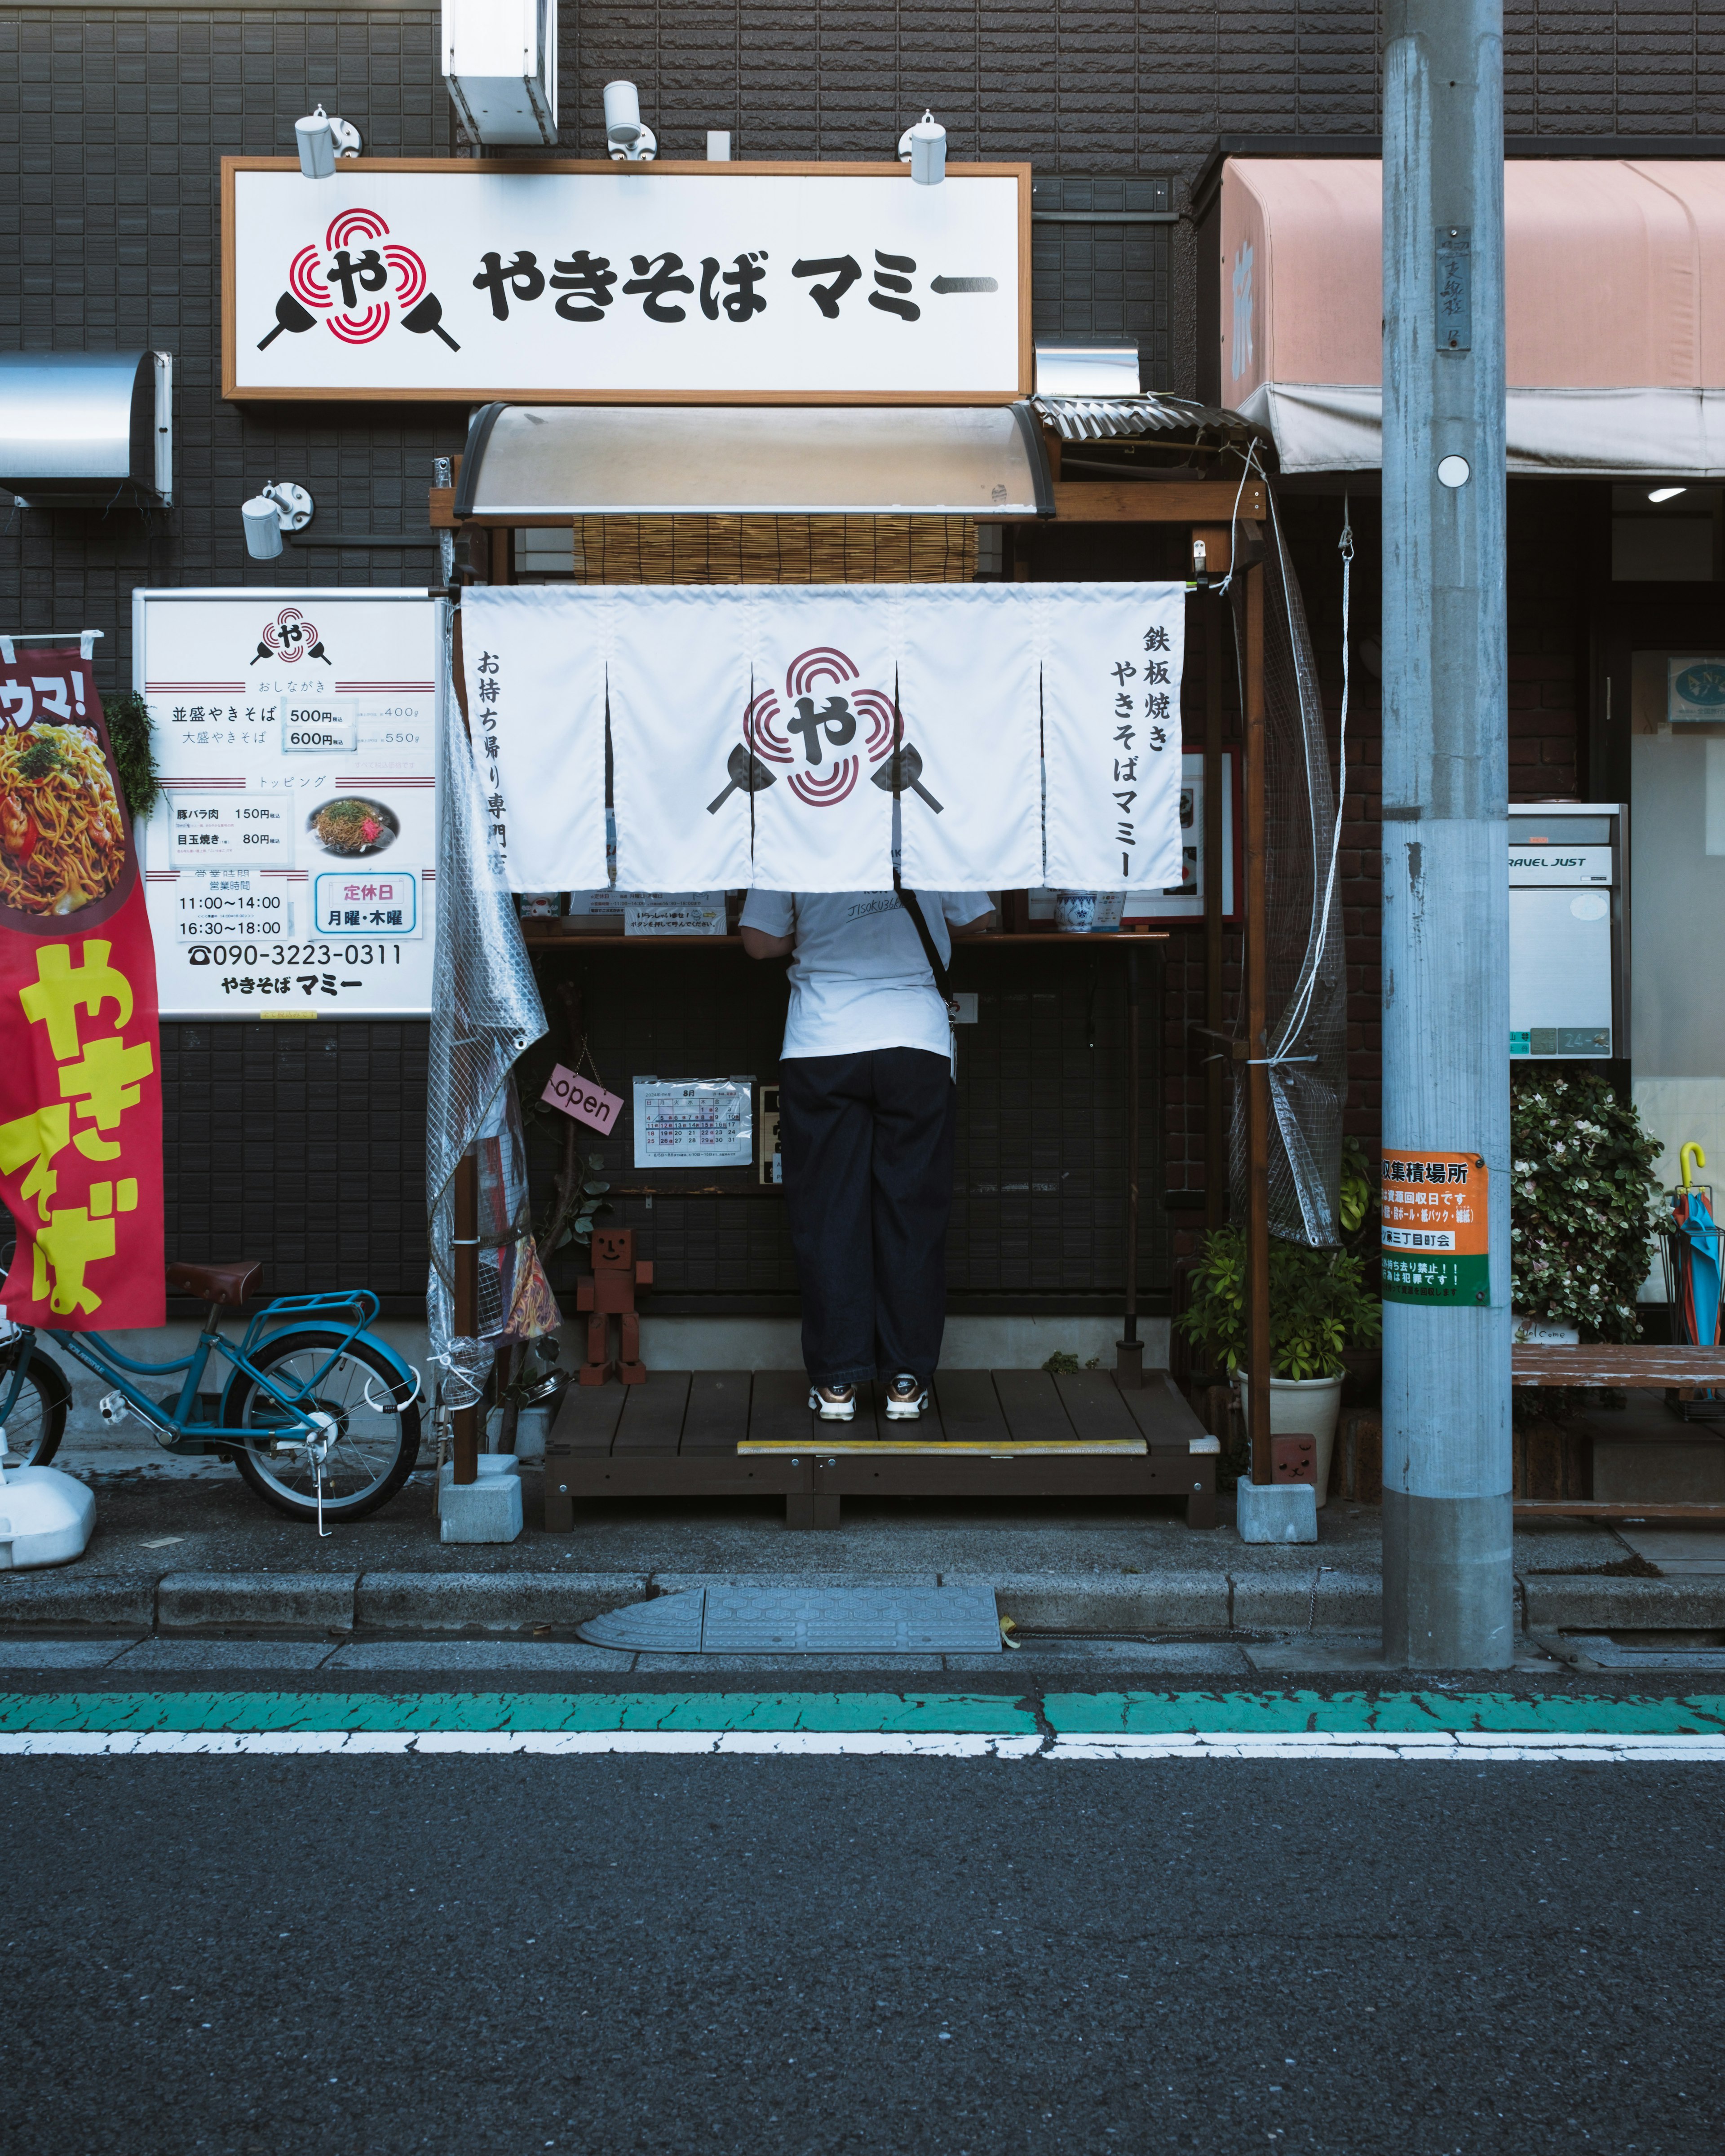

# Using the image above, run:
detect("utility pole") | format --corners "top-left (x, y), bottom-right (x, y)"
top-left (1380, 0), bottom-right (1513, 1665)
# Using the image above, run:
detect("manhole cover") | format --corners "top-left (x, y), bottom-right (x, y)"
top-left (580, 1584), bottom-right (1002, 1655)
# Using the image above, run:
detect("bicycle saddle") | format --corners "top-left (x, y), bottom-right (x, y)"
top-left (166, 1260), bottom-right (263, 1308)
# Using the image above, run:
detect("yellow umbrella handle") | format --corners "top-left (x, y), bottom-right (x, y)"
top-left (1682, 1141), bottom-right (1707, 1190)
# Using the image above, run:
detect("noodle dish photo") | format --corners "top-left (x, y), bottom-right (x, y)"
top-left (0, 721), bottom-right (129, 918)
top-left (307, 795), bottom-right (399, 857)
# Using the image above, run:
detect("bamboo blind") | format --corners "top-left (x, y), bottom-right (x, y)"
top-left (567, 514), bottom-right (977, 585)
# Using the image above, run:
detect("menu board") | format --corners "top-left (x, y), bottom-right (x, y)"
top-left (133, 590), bottom-right (441, 1016)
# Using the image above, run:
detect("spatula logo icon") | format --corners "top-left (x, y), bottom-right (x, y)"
top-left (257, 207), bottom-right (461, 354)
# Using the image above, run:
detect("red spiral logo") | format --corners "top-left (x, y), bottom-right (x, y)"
top-left (744, 688), bottom-right (794, 764)
top-left (384, 244), bottom-right (426, 307)
top-left (264, 607), bottom-right (319, 663)
top-left (288, 244), bottom-right (331, 309)
top-left (328, 303), bottom-right (390, 345)
top-left (788, 757), bottom-right (859, 808)
top-left (786, 646), bottom-right (859, 697)
top-left (326, 206), bottom-right (389, 252)
top-left (851, 688), bottom-right (898, 761)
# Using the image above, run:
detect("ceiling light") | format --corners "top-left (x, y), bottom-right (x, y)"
top-left (1648, 486), bottom-right (1688, 504)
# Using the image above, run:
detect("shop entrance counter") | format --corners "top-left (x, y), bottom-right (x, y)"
top-left (543, 1367), bottom-right (1219, 1530)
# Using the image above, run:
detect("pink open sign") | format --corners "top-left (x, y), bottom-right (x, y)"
top-left (542, 1064), bottom-right (623, 1136)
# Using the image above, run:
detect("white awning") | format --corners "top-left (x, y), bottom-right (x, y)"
top-left (453, 401), bottom-right (1053, 517)
top-left (1221, 158), bottom-right (1725, 475)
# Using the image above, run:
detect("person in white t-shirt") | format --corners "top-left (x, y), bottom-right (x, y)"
top-left (741, 888), bottom-right (995, 1421)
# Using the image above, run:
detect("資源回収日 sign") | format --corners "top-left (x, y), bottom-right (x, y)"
top-left (223, 162), bottom-right (1028, 402)
top-left (1380, 1149), bottom-right (1490, 1306)
top-left (133, 590), bottom-right (441, 1018)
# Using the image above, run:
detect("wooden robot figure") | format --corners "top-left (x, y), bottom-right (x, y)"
top-left (576, 1227), bottom-right (653, 1386)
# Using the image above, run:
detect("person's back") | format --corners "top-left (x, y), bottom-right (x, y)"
top-left (741, 887), bottom-right (994, 1420)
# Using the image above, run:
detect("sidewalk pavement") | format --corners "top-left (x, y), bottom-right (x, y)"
top-left (0, 1427), bottom-right (1715, 1661)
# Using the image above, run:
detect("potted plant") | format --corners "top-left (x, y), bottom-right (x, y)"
top-left (1510, 1068), bottom-right (1660, 1350)
top-left (1175, 1225), bottom-right (1382, 1505)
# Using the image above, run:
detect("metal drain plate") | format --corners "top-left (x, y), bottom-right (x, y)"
top-left (580, 1584), bottom-right (1002, 1655)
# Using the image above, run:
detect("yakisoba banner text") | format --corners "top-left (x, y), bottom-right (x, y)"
top-left (458, 582), bottom-right (1186, 896)
top-left (0, 639), bottom-right (165, 1330)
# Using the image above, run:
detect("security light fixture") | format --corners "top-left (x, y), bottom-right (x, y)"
top-left (295, 104), bottom-right (361, 178)
top-left (242, 482), bottom-right (314, 561)
top-left (898, 110), bottom-right (947, 186)
top-left (1648, 485), bottom-right (1689, 504)
top-left (604, 81), bottom-right (657, 162)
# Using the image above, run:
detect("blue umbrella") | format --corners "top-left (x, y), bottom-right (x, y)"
top-left (1670, 1143), bottom-right (1723, 1349)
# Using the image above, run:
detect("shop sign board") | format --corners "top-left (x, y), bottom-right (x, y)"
top-left (223, 160), bottom-right (1030, 404)
top-left (1380, 1149), bottom-right (1490, 1305)
top-left (132, 589), bottom-right (441, 1018)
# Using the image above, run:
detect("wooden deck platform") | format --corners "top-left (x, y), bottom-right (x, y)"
top-left (544, 1368), bottom-right (1219, 1530)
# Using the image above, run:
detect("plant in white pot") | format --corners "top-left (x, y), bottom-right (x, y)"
top-left (1175, 1226), bottom-right (1382, 1506)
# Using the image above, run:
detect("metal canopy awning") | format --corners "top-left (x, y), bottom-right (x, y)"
top-left (0, 350), bottom-right (173, 506)
top-left (452, 400), bottom-right (1053, 519)
top-left (1220, 157), bottom-right (1725, 474)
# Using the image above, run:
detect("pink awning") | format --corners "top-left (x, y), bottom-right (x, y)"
top-left (1220, 158), bottom-right (1725, 473)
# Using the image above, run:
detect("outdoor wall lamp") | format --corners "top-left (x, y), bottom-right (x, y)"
top-left (898, 110), bottom-right (947, 185)
top-left (604, 81), bottom-right (657, 162)
top-left (241, 483), bottom-right (315, 561)
top-left (294, 102), bottom-right (363, 179)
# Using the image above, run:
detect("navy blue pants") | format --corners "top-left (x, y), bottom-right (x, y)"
top-left (778, 1047), bottom-right (957, 1387)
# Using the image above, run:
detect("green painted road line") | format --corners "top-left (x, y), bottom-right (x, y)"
top-left (0, 1692), bottom-right (1041, 1737)
top-left (4, 1690), bottom-right (1725, 1739)
top-left (1044, 1690), bottom-right (1725, 1737)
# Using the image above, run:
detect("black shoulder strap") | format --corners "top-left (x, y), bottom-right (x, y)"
top-left (893, 878), bottom-right (953, 1006)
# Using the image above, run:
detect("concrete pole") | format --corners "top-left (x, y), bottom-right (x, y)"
top-left (1380, 0), bottom-right (1513, 1666)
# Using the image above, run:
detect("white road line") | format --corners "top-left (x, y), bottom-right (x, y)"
top-left (3, 1729), bottom-right (1725, 1760)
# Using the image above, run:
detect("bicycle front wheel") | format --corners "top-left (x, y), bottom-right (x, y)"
top-left (227, 1328), bottom-right (420, 1523)
top-left (0, 1343), bottom-right (71, 1468)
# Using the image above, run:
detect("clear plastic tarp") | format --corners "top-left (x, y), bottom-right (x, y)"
top-left (1229, 490), bottom-right (1348, 1248)
top-left (426, 603), bottom-right (557, 1361)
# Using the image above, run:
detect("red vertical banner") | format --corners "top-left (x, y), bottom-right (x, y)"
top-left (0, 638), bottom-right (164, 1328)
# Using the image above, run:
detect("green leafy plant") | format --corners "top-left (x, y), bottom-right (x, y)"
top-left (1176, 1224), bottom-right (1382, 1381)
top-left (1339, 1137), bottom-right (1375, 1237)
top-left (1510, 1068), bottom-right (1661, 1340)
top-left (102, 691), bottom-right (160, 822)
top-left (1041, 1350), bottom-right (1079, 1375)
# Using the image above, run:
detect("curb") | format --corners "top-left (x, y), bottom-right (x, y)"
top-left (355, 1572), bottom-right (649, 1631)
top-left (1522, 1574), bottom-right (1725, 1632)
top-left (158, 1573), bottom-right (358, 1635)
top-left (4, 1566), bottom-right (1725, 1638)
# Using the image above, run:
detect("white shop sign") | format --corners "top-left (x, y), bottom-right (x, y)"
top-left (133, 589), bottom-right (442, 1016)
top-left (224, 162), bottom-right (1028, 402)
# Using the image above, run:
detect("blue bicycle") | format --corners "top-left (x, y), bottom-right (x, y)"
top-left (0, 1259), bottom-right (421, 1526)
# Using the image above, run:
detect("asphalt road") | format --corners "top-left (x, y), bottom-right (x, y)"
top-left (7, 1730), bottom-right (1725, 2155)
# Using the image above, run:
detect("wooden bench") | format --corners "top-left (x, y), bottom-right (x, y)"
top-left (543, 1367), bottom-right (1220, 1530)
top-left (1513, 1343), bottom-right (1725, 1521)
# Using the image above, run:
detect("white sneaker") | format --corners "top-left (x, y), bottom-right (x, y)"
top-left (885, 1373), bottom-right (928, 1421)
top-left (809, 1383), bottom-right (857, 1422)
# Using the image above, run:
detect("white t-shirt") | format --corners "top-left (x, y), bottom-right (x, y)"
top-left (741, 889), bottom-right (992, 1060)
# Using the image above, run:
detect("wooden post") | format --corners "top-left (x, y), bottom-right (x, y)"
top-left (1203, 594), bottom-right (1228, 1237)
top-left (1116, 943), bottom-right (1144, 1388)
top-left (1243, 560), bottom-right (1273, 1486)
top-left (451, 1148), bottom-right (480, 1485)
